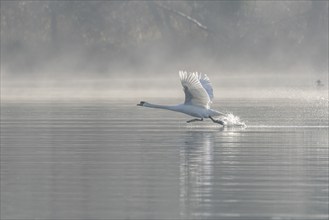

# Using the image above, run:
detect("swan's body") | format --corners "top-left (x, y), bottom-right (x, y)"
top-left (140, 103), bottom-right (222, 118)
top-left (137, 71), bottom-right (226, 125)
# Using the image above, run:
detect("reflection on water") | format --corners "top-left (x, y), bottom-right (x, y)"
top-left (179, 129), bottom-right (247, 219)
top-left (180, 131), bottom-right (215, 217)
top-left (179, 126), bottom-right (328, 219)
top-left (1, 99), bottom-right (328, 219)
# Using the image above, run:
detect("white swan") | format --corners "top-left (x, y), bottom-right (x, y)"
top-left (137, 71), bottom-right (226, 125)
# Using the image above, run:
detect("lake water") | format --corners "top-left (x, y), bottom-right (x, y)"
top-left (1, 98), bottom-right (328, 219)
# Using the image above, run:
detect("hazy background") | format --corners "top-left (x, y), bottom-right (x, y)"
top-left (1, 0), bottom-right (328, 100)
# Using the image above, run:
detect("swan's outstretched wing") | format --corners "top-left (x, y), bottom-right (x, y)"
top-left (179, 71), bottom-right (213, 108)
top-left (198, 73), bottom-right (214, 100)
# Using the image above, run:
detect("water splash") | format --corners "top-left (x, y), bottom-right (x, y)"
top-left (221, 113), bottom-right (246, 127)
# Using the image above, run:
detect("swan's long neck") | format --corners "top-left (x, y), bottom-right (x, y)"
top-left (142, 102), bottom-right (180, 112)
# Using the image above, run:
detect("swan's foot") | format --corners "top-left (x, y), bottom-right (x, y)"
top-left (187, 118), bottom-right (203, 123)
top-left (209, 116), bottom-right (224, 125)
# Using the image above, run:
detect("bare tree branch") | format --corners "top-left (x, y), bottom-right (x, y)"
top-left (155, 3), bottom-right (210, 33)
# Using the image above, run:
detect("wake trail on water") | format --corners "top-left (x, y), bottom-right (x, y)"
top-left (247, 125), bottom-right (329, 128)
top-left (185, 113), bottom-right (246, 128)
top-left (217, 113), bottom-right (328, 129)
top-left (186, 113), bottom-right (328, 129)
top-left (220, 113), bottom-right (246, 127)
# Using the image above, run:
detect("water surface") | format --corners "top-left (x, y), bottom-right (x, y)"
top-left (1, 98), bottom-right (328, 219)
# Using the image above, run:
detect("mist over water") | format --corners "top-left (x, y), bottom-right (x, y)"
top-left (1, 1), bottom-right (328, 100)
top-left (1, 1), bottom-right (328, 220)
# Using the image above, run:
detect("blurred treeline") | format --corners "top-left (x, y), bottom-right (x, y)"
top-left (1, 1), bottom-right (328, 76)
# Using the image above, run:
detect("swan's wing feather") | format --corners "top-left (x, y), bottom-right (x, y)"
top-left (179, 71), bottom-right (212, 108)
top-left (183, 85), bottom-right (193, 104)
top-left (198, 73), bottom-right (214, 100)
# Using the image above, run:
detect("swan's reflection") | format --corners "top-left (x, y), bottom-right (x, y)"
top-left (179, 131), bottom-right (215, 217)
top-left (179, 128), bottom-right (245, 218)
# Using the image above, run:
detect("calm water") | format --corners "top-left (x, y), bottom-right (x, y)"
top-left (1, 98), bottom-right (328, 219)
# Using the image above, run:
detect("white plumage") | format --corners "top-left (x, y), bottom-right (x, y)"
top-left (179, 71), bottom-right (213, 108)
top-left (137, 71), bottom-right (226, 125)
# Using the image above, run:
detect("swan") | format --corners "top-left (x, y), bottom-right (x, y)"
top-left (137, 71), bottom-right (226, 125)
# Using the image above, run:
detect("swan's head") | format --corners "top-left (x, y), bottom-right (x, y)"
top-left (137, 101), bottom-right (147, 106)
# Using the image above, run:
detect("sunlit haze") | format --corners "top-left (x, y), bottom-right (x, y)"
top-left (1, 1), bottom-right (328, 100)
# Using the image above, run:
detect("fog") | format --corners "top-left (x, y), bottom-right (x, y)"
top-left (1, 1), bottom-right (328, 100)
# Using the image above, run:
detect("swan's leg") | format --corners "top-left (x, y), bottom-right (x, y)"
top-left (209, 116), bottom-right (224, 125)
top-left (187, 118), bottom-right (203, 123)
